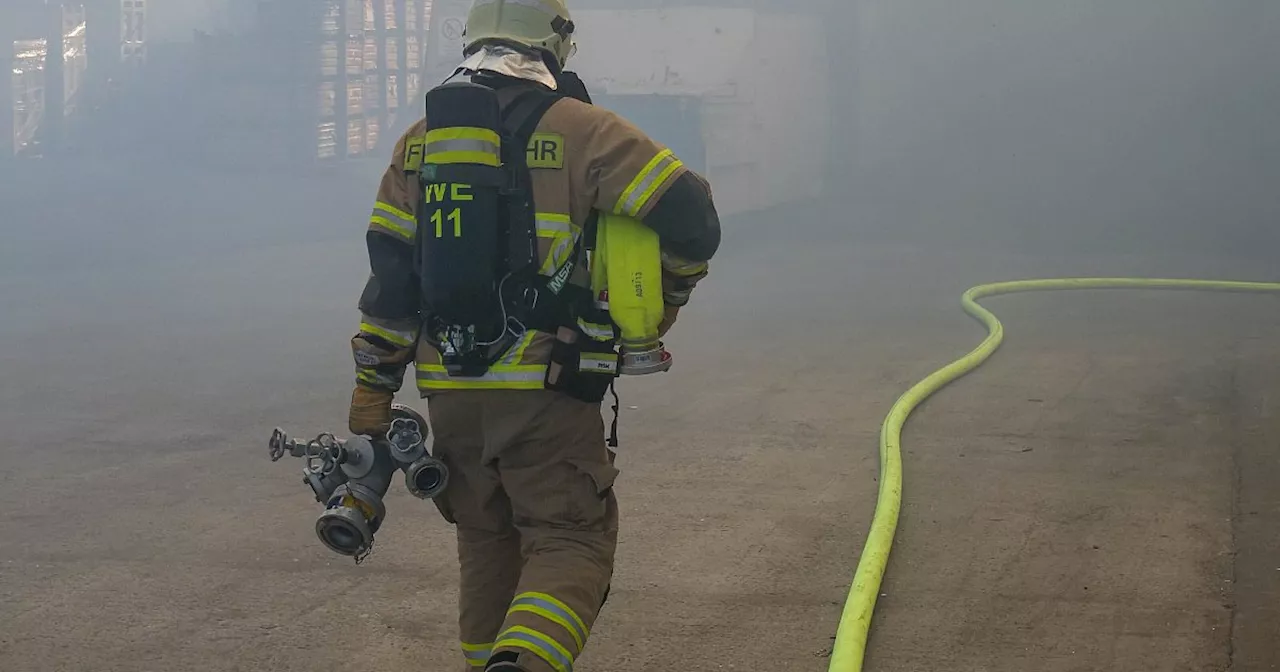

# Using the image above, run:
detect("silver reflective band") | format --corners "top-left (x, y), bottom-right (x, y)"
top-left (576, 319), bottom-right (614, 340)
top-left (660, 250), bottom-right (708, 275)
top-left (619, 152), bottom-right (681, 216)
top-left (510, 595), bottom-right (590, 646)
top-left (542, 240), bottom-right (575, 275)
top-left (498, 332), bottom-right (535, 365)
top-left (537, 215), bottom-right (577, 275)
top-left (372, 203), bottom-right (416, 232)
top-left (536, 216), bottom-right (574, 235)
top-left (462, 648), bottom-right (490, 663)
top-left (417, 366), bottom-right (546, 384)
top-left (357, 369), bottom-right (403, 388)
top-left (360, 321), bottom-right (416, 347)
top-left (502, 630), bottom-right (574, 671)
top-left (425, 138), bottom-right (499, 157)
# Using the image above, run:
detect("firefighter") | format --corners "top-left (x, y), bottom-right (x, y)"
top-left (346, 1), bottom-right (720, 670)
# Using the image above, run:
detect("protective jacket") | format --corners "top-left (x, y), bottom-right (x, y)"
top-left (351, 74), bottom-right (720, 398)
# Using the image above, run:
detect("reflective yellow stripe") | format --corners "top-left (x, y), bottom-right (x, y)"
top-left (495, 626), bottom-right (573, 672)
top-left (420, 379), bottom-right (546, 390)
top-left (370, 215), bottom-right (413, 240)
top-left (536, 212), bottom-right (573, 234)
top-left (576, 318), bottom-right (614, 341)
top-left (536, 213), bottom-right (577, 276)
top-left (424, 128), bottom-right (501, 167)
top-left (370, 201), bottom-right (417, 240)
top-left (461, 641), bottom-right (492, 667)
top-left (508, 606), bottom-right (583, 652)
top-left (416, 331), bottom-right (548, 389)
top-left (418, 364), bottom-right (546, 376)
top-left (416, 363), bottom-right (547, 390)
top-left (615, 150), bottom-right (671, 214)
top-left (357, 366), bottom-right (406, 391)
top-left (630, 155), bottom-right (684, 217)
top-left (499, 331), bottom-right (536, 366)
top-left (508, 596), bottom-right (589, 653)
top-left (374, 200), bottom-right (415, 223)
top-left (516, 593), bottom-right (589, 638)
top-left (615, 149), bottom-right (684, 217)
top-left (425, 127), bottom-right (500, 145)
top-left (660, 252), bottom-right (709, 277)
top-left (360, 321), bottom-right (415, 347)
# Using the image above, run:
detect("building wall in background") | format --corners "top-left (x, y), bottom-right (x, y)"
top-left (572, 7), bottom-right (829, 217)
top-left (121, 0), bottom-right (146, 64)
top-left (5, 3), bottom-right (92, 159)
top-left (11, 39), bottom-right (48, 158)
top-left (4, 1), bottom-right (49, 160)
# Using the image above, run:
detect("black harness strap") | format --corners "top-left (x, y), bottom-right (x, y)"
top-left (491, 85), bottom-right (599, 335)
top-left (497, 86), bottom-right (562, 278)
top-left (460, 82), bottom-right (625, 448)
top-left (503, 88), bottom-right (620, 448)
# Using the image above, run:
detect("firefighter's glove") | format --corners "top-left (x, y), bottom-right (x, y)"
top-left (349, 385), bottom-right (395, 437)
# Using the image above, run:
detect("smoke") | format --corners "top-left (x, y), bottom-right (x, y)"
top-left (0, 4), bottom-right (1278, 670)
top-left (148, 0), bottom-right (229, 40)
top-left (843, 0), bottom-right (1279, 254)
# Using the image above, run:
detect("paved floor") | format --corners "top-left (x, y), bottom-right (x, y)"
top-left (1, 179), bottom-right (1277, 671)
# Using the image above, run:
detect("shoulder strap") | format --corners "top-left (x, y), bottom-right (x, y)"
top-left (498, 85), bottom-right (562, 147)
top-left (494, 86), bottom-right (561, 279)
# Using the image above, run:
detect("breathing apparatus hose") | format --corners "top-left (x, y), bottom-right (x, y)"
top-left (827, 277), bottom-right (1280, 672)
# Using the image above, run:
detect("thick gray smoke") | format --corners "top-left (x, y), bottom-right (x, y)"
top-left (843, 1), bottom-right (1279, 254)
top-left (1, 3), bottom-right (1277, 671)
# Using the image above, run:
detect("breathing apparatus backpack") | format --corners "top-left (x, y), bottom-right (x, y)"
top-left (411, 77), bottom-right (612, 390)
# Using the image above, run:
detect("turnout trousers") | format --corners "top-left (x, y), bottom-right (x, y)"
top-left (426, 389), bottom-right (620, 672)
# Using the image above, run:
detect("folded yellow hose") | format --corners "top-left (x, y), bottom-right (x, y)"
top-left (828, 277), bottom-right (1280, 672)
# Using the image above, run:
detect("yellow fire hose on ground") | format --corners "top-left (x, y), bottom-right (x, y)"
top-left (827, 277), bottom-right (1280, 672)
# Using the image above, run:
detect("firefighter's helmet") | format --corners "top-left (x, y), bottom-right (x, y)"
top-left (462, 0), bottom-right (577, 67)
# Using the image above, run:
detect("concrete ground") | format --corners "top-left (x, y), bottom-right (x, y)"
top-left (1, 174), bottom-right (1277, 671)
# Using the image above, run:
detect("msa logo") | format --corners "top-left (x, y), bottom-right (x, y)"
top-left (548, 257), bottom-right (573, 294)
top-left (631, 271), bottom-right (645, 298)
